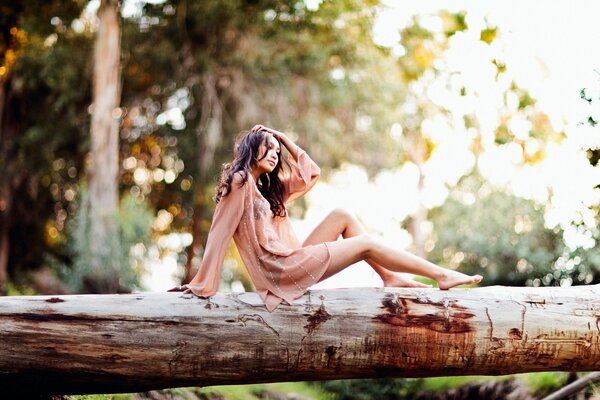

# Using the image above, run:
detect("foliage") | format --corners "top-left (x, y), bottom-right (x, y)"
top-left (64, 383), bottom-right (334, 400)
top-left (580, 86), bottom-right (600, 168)
top-left (428, 174), bottom-right (566, 286)
top-left (580, 87), bottom-right (599, 127)
top-left (430, 170), bottom-right (600, 287)
top-left (520, 372), bottom-right (570, 397)
top-left (195, 382), bottom-right (334, 400)
top-left (316, 378), bottom-right (423, 400)
top-left (0, 1), bottom-right (84, 77)
top-left (419, 376), bottom-right (499, 393)
top-left (50, 187), bottom-right (153, 293)
top-left (119, 0), bottom-right (397, 191)
top-left (1, 0), bottom-right (91, 289)
top-left (4, 281), bottom-right (37, 296)
top-left (66, 395), bottom-right (131, 400)
top-left (59, 375), bottom-right (580, 399)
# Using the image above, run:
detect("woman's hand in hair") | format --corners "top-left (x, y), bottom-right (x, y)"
top-left (250, 124), bottom-right (263, 133)
top-left (251, 124), bottom-right (285, 140)
top-left (252, 124), bottom-right (299, 159)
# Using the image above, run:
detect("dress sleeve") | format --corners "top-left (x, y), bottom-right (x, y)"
top-left (187, 173), bottom-right (246, 297)
top-left (283, 145), bottom-right (321, 205)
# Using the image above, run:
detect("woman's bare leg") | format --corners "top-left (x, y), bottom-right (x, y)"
top-left (322, 235), bottom-right (482, 289)
top-left (303, 209), bottom-right (430, 288)
top-left (303, 208), bottom-right (482, 288)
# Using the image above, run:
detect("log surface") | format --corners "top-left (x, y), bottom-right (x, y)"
top-left (1, 285), bottom-right (600, 394)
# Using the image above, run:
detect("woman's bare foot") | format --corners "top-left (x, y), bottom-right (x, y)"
top-left (437, 270), bottom-right (483, 290)
top-left (382, 273), bottom-right (432, 288)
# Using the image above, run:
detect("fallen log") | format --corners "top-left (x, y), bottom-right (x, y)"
top-left (1, 285), bottom-right (600, 395)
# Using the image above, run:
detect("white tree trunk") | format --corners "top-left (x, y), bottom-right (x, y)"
top-left (1, 286), bottom-right (599, 395)
top-left (88, 0), bottom-right (121, 279)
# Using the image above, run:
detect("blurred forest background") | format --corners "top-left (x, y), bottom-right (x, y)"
top-left (1, 0), bottom-right (600, 398)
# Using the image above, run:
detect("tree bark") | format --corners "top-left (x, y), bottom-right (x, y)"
top-left (89, 0), bottom-right (121, 225)
top-left (87, 0), bottom-right (122, 289)
top-left (1, 285), bottom-right (600, 395)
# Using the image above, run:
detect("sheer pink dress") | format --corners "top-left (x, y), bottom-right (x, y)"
top-left (188, 145), bottom-right (331, 312)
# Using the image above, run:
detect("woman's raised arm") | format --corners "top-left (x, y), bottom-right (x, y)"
top-left (251, 124), bottom-right (299, 160)
top-left (250, 124), bottom-right (321, 204)
top-left (282, 146), bottom-right (321, 204)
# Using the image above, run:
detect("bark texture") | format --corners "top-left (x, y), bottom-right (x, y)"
top-left (1, 285), bottom-right (600, 395)
top-left (88, 0), bottom-right (121, 281)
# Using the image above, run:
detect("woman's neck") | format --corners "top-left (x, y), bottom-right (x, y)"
top-left (250, 169), bottom-right (262, 182)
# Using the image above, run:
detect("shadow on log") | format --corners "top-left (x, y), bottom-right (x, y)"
top-left (1, 285), bottom-right (599, 395)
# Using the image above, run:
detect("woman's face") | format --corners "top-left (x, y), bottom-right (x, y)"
top-left (255, 135), bottom-right (280, 175)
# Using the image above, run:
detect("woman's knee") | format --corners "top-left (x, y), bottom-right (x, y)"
top-left (330, 207), bottom-right (353, 220)
top-left (329, 208), bottom-right (358, 228)
top-left (355, 233), bottom-right (376, 258)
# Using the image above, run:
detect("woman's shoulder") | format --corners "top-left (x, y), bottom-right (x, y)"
top-left (231, 171), bottom-right (250, 191)
top-left (232, 171), bottom-right (242, 182)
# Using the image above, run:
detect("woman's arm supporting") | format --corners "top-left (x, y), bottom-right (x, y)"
top-left (184, 173), bottom-right (246, 297)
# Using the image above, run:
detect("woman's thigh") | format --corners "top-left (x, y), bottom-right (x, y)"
top-left (318, 235), bottom-right (371, 282)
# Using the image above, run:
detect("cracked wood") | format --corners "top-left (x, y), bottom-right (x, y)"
top-left (1, 285), bottom-right (600, 395)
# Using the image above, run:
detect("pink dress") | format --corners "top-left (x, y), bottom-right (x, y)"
top-left (188, 145), bottom-right (331, 312)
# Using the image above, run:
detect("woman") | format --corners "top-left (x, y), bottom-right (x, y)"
top-left (169, 125), bottom-right (482, 311)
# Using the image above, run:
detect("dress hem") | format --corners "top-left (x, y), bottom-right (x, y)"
top-left (262, 241), bottom-right (331, 312)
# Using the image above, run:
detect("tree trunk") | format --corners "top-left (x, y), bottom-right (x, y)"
top-left (1, 285), bottom-right (600, 395)
top-left (87, 0), bottom-right (121, 289)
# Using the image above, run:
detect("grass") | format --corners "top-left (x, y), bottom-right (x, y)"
top-left (64, 373), bottom-right (573, 399)
top-left (195, 382), bottom-right (334, 399)
top-left (420, 376), bottom-right (493, 392)
top-left (66, 382), bottom-right (333, 400)
top-left (518, 372), bottom-right (570, 396)
top-left (66, 395), bottom-right (132, 400)
top-left (419, 372), bottom-right (571, 397)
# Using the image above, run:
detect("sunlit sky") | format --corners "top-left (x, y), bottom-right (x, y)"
top-left (134, 1), bottom-right (600, 292)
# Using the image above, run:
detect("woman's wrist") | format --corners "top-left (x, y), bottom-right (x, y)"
top-left (275, 132), bottom-right (299, 159)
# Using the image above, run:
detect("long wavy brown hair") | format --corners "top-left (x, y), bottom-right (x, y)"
top-left (214, 129), bottom-right (289, 217)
